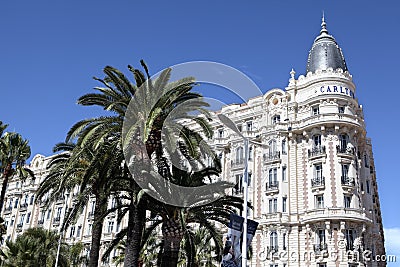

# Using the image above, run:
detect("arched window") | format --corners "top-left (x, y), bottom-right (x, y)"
top-left (236, 147), bottom-right (244, 164)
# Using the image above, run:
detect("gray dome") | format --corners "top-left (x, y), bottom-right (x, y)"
top-left (306, 18), bottom-right (348, 73)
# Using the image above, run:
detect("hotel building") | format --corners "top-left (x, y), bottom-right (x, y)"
top-left (1, 18), bottom-right (386, 267)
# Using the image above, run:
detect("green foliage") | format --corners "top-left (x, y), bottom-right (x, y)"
top-left (0, 227), bottom-right (69, 267)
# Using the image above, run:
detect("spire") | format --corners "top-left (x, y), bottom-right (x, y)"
top-left (320, 11), bottom-right (328, 35)
top-left (306, 16), bottom-right (348, 73)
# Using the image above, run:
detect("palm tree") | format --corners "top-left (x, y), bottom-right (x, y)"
top-left (67, 61), bottom-right (218, 267)
top-left (179, 226), bottom-right (222, 267)
top-left (0, 217), bottom-right (6, 243)
top-left (0, 131), bottom-right (33, 212)
top-left (0, 227), bottom-right (69, 267)
top-left (36, 141), bottom-right (122, 267)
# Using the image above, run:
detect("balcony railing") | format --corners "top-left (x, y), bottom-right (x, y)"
top-left (266, 181), bottom-right (279, 192)
top-left (88, 211), bottom-right (95, 218)
top-left (336, 145), bottom-right (355, 156)
top-left (4, 206), bottom-right (12, 213)
top-left (311, 177), bottom-right (325, 188)
top-left (231, 159), bottom-right (244, 169)
top-left (308, 146), bottom-right (326, 157)
top-left (313, 243), bottom-right (328, 252)
top-left (341, 176), bottom-right (355, 187)
top-left (263, 151), bottom-right (280, 162)
top-left (53, 217), bottom-right (61, 224)
top-left (38, 219), bottom-right (44, 225)
top-left (20, 203), bottom-right (28, 209)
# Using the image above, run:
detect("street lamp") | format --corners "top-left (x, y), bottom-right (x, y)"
top-left (217, 114), bottom-right (250, 267)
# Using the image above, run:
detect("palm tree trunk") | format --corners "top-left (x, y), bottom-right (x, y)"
top-left (87, 195), bottom-right (107, 267)
top-left (0, 163), bottom-right (12, 212)
top-left (161, 219), bottom-right (184, 267)
top-left (124, 200), bottom-right (146, 267)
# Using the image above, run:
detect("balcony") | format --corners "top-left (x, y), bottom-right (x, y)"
top-left (4, 206), bottom-right (12, 214)
top-left (88, 211), bottom-right (95, 219)
top-left (311, 177), bottom-right (325, 190)
top-left (19, 203), bottom-right (28, 210)
top-left (267, 246), bottom-right (279, 258)
top-left (231, 159), bottom-right (244, 169)
top-left (38, 219), bottom-right (44, 226)
top-left (53, 217), bottom-right (61, 225)
top-left (313, 243), bottom-right (328, 254)
top-left (308, 146), bottom-right (326, 159)
top-left (16, 223), bottom-right (23, 232)
top-left (341, 176), bottom-right (355, 191)
top-left (263, 151), bottom-right (281, 163)
top-left (336, 145), bottom-right (355, 159)
top-left (302, 208), bottom-right (372, 224)
top-left (265, 181), bottom-right (279, 194)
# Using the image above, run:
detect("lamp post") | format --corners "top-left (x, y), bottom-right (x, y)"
top-left (217, 114), bottom-right (249, 267)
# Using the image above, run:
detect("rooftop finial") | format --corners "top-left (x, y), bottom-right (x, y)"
top-left (320, 11), bottom-right (328, 35)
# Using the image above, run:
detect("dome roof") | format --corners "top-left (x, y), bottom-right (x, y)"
top-left (306, 17), bottom-right (348, 73)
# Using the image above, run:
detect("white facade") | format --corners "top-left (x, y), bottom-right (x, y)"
top-left (1, 19), bottom-right (386, 267)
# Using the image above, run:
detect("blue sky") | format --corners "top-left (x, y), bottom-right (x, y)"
top-left (1, 0), bottom-right (399, 262)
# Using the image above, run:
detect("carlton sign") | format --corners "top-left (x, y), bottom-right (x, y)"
top-left (317, 85), bottom-right (355, 98)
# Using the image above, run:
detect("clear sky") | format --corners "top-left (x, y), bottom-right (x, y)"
top-left (1, 0), bottom-right (399, 262)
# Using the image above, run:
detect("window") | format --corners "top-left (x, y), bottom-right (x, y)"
top-left (218, 128), bottom-right (224, 138)
top-left (272, 115), bottom-right (280, 124)
top-left (248, 173), bottom-right (252, 186)
top-left (316, 229), bottom-right (325, 245)
top-left (345, 229), bottom-right (356, 250)
top-left (269, 168), bottom-right (277, 185)
top-left (236, 147), bottom-right (244, 164)
top-left (234, 174), bottom-right (243, 194)
top-left (47, 210), bottom-right (51, 220)
top-left (14, 198), bottom-right (19, 208)
top-left (282, 139), bottom-right (287, 154)
top-left (246, 121), bottom-right (253, 131)
top-left (315, 195), bottom-right (324, 209)
top-left (341, 164), bottom-right (349, 179)
top-left (19, 214), bottom-right (25, 225)
top-left (268, 139), bottom-right (277, 156)
top-left (26, 212), bottom-right (31, 223)
top-left (87, 224), bottom-right (92, 235)
top-left (77, 225), bottom-right (82, 237)
top-left (70, 226), bottom-right (75, 238)
top-left (339, 134), bottom-right (349, 151)
top-left (268, 199), bottom-right (277, 213)
top-left (23, 194), bottom-right (28, 205)
top-left (282, 166), bottom-right (287, 181)
top-left (313, 134), bottom-right (322, 148)
top-left (344, 195), bottom-right (352, 208)
top-left (30, 195), bottom-right (34, 205)
top-left (107, 221), bottom-right (114, 233)
top-left (366, 180), bottom-right (370, 194)
top-left (56, 207), bottom-right (62, 218)
top-left (364, 154), bottom-right (369, 168)
top-left (283, 233), bottom-right (287, 250)
top-left (282, 197), bottom-right (287, 212)
top-left (270, 231), bottom-right (278, 250)
top-left (10, 216), bottom-right (15, 226)
top-left (248, 146), bottom-right (253, 160)
top-left (338, 106), bottom-right (345, 113)
top-left (312, 105), bottom-right (320, 115)
top-left (314, 164), bottom-right (323, 180)
top-left (317, 263), bottom-right (327, 267)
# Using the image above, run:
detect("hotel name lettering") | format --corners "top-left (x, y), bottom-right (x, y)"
top-left (317, 85), bottom-right (355, 98)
